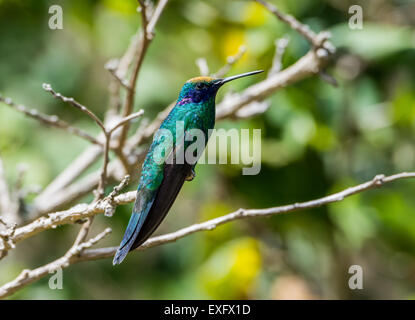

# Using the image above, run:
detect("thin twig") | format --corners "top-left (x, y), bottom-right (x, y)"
top-left (212, 45), bottom-right (247, 78)
top-left (42, 83), bottom-right (106, 132)
top-left (104, 175), bottom-right (130, 217)
top-left (255, 0), bottom-right (318, 46)
top-left (105, 59), bottom-right (132, 90)
top-left (108, 110), bottom-right (145, 135)
top-left (0, 95), bottom-right (101, 146)
top-left (216, 47), bottom-right (329, 119)
top-left (42, 83), bottom-right (108, 200)
top-left (0, 218), bottom-right (17, 259)
top-left (72, 217), bottom-right (95, 247)
top-left (269, 37), bottom-right (289, 76)
top-left (97, 110), bottom-right (144, 198)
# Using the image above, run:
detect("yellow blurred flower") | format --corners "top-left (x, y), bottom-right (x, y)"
top-left (242, 2), bottom-right (268, 27)
top-left (223, 29), bottom-right (244, 57)
top-left (222, 29), bottom-right (249, 65)
top-left (231, 240), bottom-right (262, 282)
top-left (198, 238), bottom-right (262, 299)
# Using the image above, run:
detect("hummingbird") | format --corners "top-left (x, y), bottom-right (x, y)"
top-left (113, 70), bottom-right (263, 265)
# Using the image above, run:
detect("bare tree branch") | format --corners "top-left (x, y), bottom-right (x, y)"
top-left (1, 172), bottom-right (414, 298)
top-left (0, 95), bottom-right (102, 146)
top-left (0, 217), bottom-right (17, 259)
top-left (6, 178), bottom-right (133, 249)
top-left (72, 172), bottom-right (415, 259)
top-left (42, 83), bottom-right (106, 132)
top-left (108, 110), bottom-right (145, 135)
top-left (105, 58), bottom-right (132, 90)
top-left (269, 37), bottom-right (289, 76)
top-left (212, 45), bottom-right (247, 78)
top-left (38, 23), bottom-right (148, 205)
top-left (235, 37), bottom-right (288, 118)
top-left (0, 227), bottom-right (111, 299)
top-left (216, 40), bottom-right (332, 119)
top-left (255, 0), bottom-right (320, 46)
top-left (118, 0), bottom-right (170, 150)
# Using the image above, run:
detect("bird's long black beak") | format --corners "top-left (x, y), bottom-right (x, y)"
top-left (215, 70), bottom-right (263, 87)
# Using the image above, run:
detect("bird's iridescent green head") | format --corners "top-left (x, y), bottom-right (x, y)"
top-left (177, 70), bottom-right (263, 105)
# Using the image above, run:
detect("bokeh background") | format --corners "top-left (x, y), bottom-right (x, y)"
top-left (1, 0), bottom-right (415, 299)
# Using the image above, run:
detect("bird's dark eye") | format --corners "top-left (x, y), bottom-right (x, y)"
top-left (196, 83), bottom-right (206, 90)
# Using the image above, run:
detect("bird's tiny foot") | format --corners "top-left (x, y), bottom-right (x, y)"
top-left (185, 168), bottom-right (195, 181)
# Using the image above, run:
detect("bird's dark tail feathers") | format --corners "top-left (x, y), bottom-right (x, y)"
top-left (112, 189), bottom-right (156, 265)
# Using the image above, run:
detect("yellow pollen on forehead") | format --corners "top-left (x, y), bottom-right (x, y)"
top-left (187, 76), bottom-right (215, 83)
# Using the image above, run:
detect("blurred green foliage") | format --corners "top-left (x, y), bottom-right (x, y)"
top-left (1, 0), bottom-right (415, 299)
